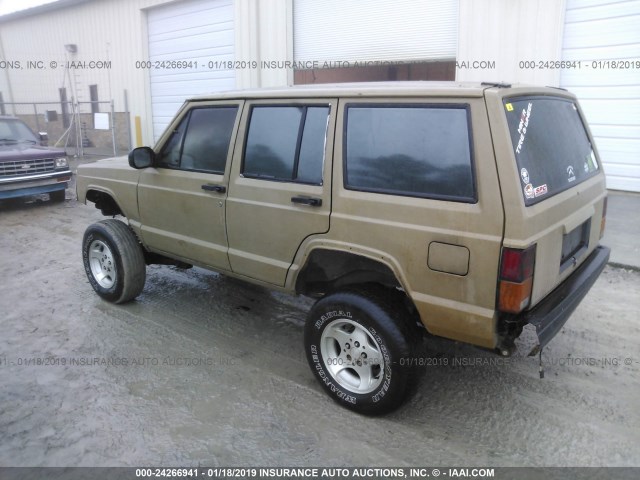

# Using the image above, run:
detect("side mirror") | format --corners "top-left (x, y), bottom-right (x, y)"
top-left (128, 146), bottom-right (155, 169)
top-left (38, 132), bottom-right (49, 146)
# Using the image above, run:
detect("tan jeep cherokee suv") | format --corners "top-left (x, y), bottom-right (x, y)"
top-left (77, 82), bottom-right (610, 414)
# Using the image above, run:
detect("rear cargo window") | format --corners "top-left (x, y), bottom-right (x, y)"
top-left (503, 96), bottom-right (599, 206)
top-left (344, 105), bottom-right (476, 202)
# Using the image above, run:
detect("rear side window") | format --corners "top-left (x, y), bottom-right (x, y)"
top-left (243, 105), bottom-right (329, 185)
top-left (344, 105), bottom-right (475, 202)
top-left (503, 96), bottom-right (599, 206)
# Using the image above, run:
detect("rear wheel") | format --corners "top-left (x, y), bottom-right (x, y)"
top-left (304, 286), bottom-right (418, 415)
top-left (82, 220), bottom-right (146, 303)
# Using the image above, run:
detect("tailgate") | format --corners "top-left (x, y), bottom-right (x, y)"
top-left (485, 87), bottom-right (608, 307)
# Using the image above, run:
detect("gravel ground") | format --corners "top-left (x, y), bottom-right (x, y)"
top-left (0, 189), bottom-right (639, 467)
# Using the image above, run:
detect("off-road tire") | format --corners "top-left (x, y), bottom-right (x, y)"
top-left (82, 219), bottom-right (146, 303)
top-left (304, 285), bottom-right (418, 415)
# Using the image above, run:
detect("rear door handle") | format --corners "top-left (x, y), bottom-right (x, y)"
top-left (291, 196), bottom-right (322, 207)
top-left (201, 184), bottom-right (226, 193)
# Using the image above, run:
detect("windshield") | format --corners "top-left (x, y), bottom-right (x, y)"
top-left (503, 96), bottom-right (599, 206)
top-left (0, 118), bottom-right (39, 144)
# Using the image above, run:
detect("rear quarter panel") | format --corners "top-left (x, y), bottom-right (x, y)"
top-left (326, 95), bottom-right (505, 348)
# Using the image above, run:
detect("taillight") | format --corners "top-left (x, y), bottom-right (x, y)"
top-left (498, 245), bottom-right (536, 313)
top-left (600, 196), bottom-right (607, 239)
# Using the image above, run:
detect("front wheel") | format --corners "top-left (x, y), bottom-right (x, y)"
top-left (82, 220), bottom-right (146, 303)
top-left (304, 286), bottom-right (417, 415)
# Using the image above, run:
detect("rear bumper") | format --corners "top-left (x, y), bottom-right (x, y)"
top-left (523, 245), bottom-right (610, 354)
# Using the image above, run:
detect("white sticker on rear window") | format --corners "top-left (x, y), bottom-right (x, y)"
top-left (584, 151), bottom-right (598, 173)
top-left (515, 102), bottom-right (533, 154)
top-left (520, 167), bottom-right (530, 184)
top-left (567, 165), bottom-right (576, 183)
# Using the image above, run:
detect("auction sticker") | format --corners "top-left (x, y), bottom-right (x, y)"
top-left (534, 184), bottom-right (548, 197)
top-left (524, 183), bottom-right (534, 199)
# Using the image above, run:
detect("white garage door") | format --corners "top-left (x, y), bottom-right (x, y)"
top-left (147, 0), bottom-right (234, 141)
top-left (293, 0), bottom-right (457, 63)
top-left (560, 0), bottom-right (640, 192)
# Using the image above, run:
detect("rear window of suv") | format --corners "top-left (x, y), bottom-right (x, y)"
top-left (504, 96), bottom-right (599, 206)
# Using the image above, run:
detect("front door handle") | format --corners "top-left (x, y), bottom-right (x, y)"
top-left (291, 196), bottom-right (322, 207)
top-left (201, 184), bottom-right (226, 193)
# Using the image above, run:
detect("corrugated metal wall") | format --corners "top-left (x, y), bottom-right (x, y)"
top-left (0, 0), bottom-right (177, 144)
top-left (0, 0), bottom-right (290, 146)
top-left (147, 0), bottom-right (235, 140)
top-left (293, 0), bottom-right (457, 63)
top-left (560, 0), bottom-right (640, 192)
top-left (456, 0), bottom-right (567, 86)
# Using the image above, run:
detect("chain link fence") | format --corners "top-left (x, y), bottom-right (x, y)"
top-left (0, 99), bottom-right (131, 157)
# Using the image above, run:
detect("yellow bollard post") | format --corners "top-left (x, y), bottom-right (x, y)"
top-left (134, 116), bottom-right (143, 147)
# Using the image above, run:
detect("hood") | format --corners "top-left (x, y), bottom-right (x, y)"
top-left (0, 143), bottom-right (66, 161)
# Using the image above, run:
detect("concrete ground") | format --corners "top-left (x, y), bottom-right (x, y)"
top-left (0, 160), bottom-right (638, 468)
top-left (0, 194), bottom-right (638, 468)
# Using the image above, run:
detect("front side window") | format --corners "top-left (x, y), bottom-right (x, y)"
top-left (344, 105), bottom-right (475, 202)
top-left (157, 106), bottom-right (237, 173)
top-left (503, 96), bottom-right (598, 206)
top-left (243, 105), bottom-right (329, 185)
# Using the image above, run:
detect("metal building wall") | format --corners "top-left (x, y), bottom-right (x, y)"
top-left (560, 0), bottom-right (640, 192)
top-left (456, 0), bottom-right (567, 86)
top-left (0, 0), bottom-right (178, 145)
top-left (293, 0), bottom-right (458, 63)
top-left (4, 0), bottom-right (635, 194)
top-left (234, 0), bottom-right (292, 88)
top-left (146, 0), bottom-right (235, 140)
top-left (0, 0), bottom-right (290, 146)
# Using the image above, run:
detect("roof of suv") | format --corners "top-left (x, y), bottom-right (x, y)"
top-left (187, 81), bottom-right (517, 101)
